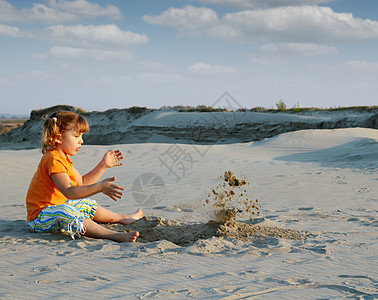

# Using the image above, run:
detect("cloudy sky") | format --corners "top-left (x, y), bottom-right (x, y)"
top-left (1, 0), bottom-right (378, 114)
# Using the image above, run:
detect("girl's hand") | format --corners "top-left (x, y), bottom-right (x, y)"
top-left (103, 150), bottom-right (124, 168)
top-left (101, 176), bottom-right (124, 201)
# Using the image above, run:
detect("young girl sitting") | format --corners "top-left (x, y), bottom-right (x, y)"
top-left (26, 111), bottom-right (142, 242)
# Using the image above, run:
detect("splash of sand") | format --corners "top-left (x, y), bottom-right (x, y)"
top-left (104, 171), bottom-right (305, 246)
top-left (205, 171), bottom-right (261, 223)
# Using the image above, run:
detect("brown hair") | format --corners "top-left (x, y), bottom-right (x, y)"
top-left (42, 111), bottom-right (89, 154)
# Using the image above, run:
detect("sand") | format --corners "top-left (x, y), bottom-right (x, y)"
top-left (0, 127), bottom-right (377, 299)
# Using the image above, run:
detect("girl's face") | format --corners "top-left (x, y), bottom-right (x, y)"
top-left (56, 127), bottom-right (84, 156)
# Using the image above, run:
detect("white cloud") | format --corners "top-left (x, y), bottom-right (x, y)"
top-left (144, 5), bottom-right (378, 43)
top-left (87, 76), bottom-right (132, 86)
top-left (42, 24), bottom-right (149, 48)
top-left (211, 6), bottom-right (378, 42)
top-left (260, 43), bottom-right (338, 56)
top-left (250, 42), bottom-right (338, 66)
top-left (195, 0), bottom-right (334, 9)
top-left (0, 24), bottom-right (23, 37)
top-left (137, 72), bottom-right (185, 83)
top-left (0, 3), bottom-right (147, 51)
top-left (0, 0), bottom-right (122, 24)
top-left (0, 0), bottom-right (18, 22)
top-left (143, 5), bottom-right (218, 36)
top-left (312, 60), bottom-right (378, 73)
top-left (188, 62), bottom-right (236, 75)
top-left (46, 0), bottom-right (123, 20)
top-left (0, 69), bottom-right (51, 85)
top-left (24, 70), bottom-right (50, 79)
top-left (35, 46), bottom-right (134, 62)
top-left (343, 60), bottom-right (378, 72)
top-left (139, 61), bottom-right (171, 71)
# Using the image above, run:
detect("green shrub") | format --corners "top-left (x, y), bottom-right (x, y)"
top-left (292, 102), bottom-right (300, 112)
top-left (276, 100), bottom-right (287, 111)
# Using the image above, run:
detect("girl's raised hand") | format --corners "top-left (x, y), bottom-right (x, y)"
top-left (101, 176), bottom-right (124, 201)
top-left (103, 150), bottom-right (124, 168)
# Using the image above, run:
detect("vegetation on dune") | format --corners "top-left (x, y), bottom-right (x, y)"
top-left (161, 104), bottom-right (229, 112)
top-left (4, 102), bottom-right (378, 120)
top-left (162, 102), bottom-right (377, 113)
top-left (276, 100), bottom-right (287, 111)
top-left (30, 105), bottom-right (87, 120)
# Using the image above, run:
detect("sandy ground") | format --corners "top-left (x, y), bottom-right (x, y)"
top-left (0, 128), bottom-right (377, 299)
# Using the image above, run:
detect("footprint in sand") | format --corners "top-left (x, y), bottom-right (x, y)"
top-left (82, 276), bottom-right (111, 282)
top-left (356, 187), bottom-right (371, 193)
top-left (33, 264), bottom-right (60, 273)
top-left (331, 176), bottom-right (347, 184)
top-left (52, 250), bottom-right (74, 257)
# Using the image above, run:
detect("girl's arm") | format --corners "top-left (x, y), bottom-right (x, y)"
top-left (81, 150), bottom-right (124, 185)
top-left (52, 172), bottom-right (124, 201)
top-left (73, 166), bottom-right (83, 185)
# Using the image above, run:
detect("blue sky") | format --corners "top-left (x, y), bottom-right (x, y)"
top-left (1, 0), bottom-right (378, 114)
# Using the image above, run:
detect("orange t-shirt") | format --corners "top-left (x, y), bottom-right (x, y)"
top-left (26, 150), bottom-right (77, 221)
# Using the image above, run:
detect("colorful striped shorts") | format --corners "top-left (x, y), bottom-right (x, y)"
top-left (29, 198), bottom-right (98, 240)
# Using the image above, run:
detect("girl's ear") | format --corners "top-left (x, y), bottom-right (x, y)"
top-left (55, 134), bottom-right (63, 145)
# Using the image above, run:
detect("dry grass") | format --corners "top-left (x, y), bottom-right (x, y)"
top-left (0, 119), bottom-right (28, 135)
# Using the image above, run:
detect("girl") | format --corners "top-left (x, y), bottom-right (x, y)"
top-left (26, 111), bottom-right (142, 242)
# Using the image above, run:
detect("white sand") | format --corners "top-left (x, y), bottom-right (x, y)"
top-left (0, 127), bottom-right (377, 299)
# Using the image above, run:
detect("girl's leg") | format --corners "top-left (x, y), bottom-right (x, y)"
top-left (67, 198), bottom-right (143, 225)
top-left (83, 218), bottom-right (139, 243)
top-left (93, 206), bottom-right (143, 225)
top-left (31, 203), bottom-right (139, 242)
top-left (30, 204), bottom-right (84, 235)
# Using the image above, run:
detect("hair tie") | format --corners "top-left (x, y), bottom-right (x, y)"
top-left (52, 117), bottom-right (57, 122)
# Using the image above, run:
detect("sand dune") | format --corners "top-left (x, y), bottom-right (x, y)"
top-left (1, 105), bottom-right (377, 149)
top-left (0, 127), bottom-right (377, 299)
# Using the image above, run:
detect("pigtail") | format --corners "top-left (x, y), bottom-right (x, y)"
top-left (42, 115), bottom-right (60, 154)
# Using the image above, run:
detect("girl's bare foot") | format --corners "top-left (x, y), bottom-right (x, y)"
top-left (119, 208), bottom-right (143, 225)
top-left (114, 231), bottom-right (139, 243)
top-left (83, 219), bottom-right (140, 242)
